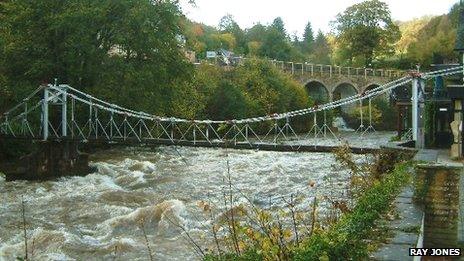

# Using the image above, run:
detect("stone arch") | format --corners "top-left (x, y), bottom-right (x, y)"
top-left (305, 80), bottom-right (330, 104)
top-left (364, 83), bottom-right (389, 102)
top-left (333, 82), bottom-right (358, 112)
top-left (391, 84), bottom-right (412, 102)
top-left (363, 83), bottom-right (381, 93)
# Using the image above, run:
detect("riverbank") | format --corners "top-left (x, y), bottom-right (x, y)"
top-left (202, 155), bottom-right (415, 261)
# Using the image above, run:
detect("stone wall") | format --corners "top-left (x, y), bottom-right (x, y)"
top-left (414, 164), bottom-right (462, 248)
top-left (460, 169), bottom-right (464, 246)
top-left (4, 141), bottom-right (92, 181)
top-left (293, 73), bottom-right (392, 99)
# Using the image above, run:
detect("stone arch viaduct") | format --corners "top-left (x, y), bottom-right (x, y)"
top-left (295, 74), bottom-right (391, 103)
top-left (269, 61), bottom-right (404, 103)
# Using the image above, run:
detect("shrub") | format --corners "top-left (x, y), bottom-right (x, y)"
top-left (294, 161), bottom-right (412, 260)
top-left (202, 148), bottom-right (413, 261)
top-left (343, 98), bottom-right (397, 131)
top-left (197, 58), bottom-right (313, 133)
top-left (207, 81), bottom-right (248, 121)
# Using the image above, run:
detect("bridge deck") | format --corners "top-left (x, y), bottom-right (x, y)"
top-left (0, 135), bottom-right (379, 154)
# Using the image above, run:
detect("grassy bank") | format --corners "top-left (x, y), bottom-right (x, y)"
top-left (293, 162), bottom-right (412, 260)
top-left (204, 154), bottom-right (413, 261)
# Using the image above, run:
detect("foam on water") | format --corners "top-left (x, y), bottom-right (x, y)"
top-left (0, 228), bottom-right (74, 260)
top-left (333, 116), bottom-right (355, 132)
top-left (0, 132), bottom-right (393, 260)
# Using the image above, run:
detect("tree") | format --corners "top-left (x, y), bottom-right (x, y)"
top-left (407, 15), bottom-right (457, 67)
top-left (302, 22), bottom-right (315, 54)
top-left (257, 17), bottom-right (294, 60)
top-left (0, 0), bottom-right (192, 116)
top-left (246, 23), bottom-right (267, 42)
top-left (219, 33), bottom-right (237, 50)
top-left (232, 58), bottom-right (310, 118)
top-left (247, 41), bottom-right (261, 56)
top-left (207, 81), bottom-right (247, 120)
top-left (219, 14), bottom-right (238, 32)
top-left (393, 2), bottom-right (460, 68)
top-left (395, 17), bottom-right (432, 56)
top-left (271, 17), bottom-right (287, 39)
top-left (312, 31), bottom-right (331, 64)
top-left (259, 27), bottom-right (293, 60)
top-left (449, 1), bottom-right (462, 27)
top-left (332, 0), bottom-right (400, 67)
top-left (200, 58), bottom-right (310, 123)
top-left (219, 14), bottom-right (246, 54)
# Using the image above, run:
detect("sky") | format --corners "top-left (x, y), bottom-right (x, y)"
top-left (180, 0), bottom-right (458, 37)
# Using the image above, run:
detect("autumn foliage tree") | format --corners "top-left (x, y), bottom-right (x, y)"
top-left (407, 12), bottom-right (458, 66)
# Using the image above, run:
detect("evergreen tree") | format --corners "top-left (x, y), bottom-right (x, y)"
top-left (271, 17), bottom-right (287, 39)
top-left (258, 18), bottom-right (293, 60)
top-left (312, 30), bottom-right (331, 64)
top-left (302, 22), bottom-right (315, 54)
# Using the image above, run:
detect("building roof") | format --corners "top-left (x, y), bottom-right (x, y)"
top-left (456, 1), bottom-right (464, 51)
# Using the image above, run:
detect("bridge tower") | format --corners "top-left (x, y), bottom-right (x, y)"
top-left (411, 72), bottom-right (425, 149)
top-left (34, 82), bottom-right (90, 180)
top-left (42, 82), bottom-right (68, 141)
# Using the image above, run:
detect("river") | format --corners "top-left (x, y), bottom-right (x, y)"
top-left (0, 132), bottom-right (395, 260)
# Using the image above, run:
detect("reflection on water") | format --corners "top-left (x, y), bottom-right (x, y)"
top-left (0, 132), bottom-right (394, 260)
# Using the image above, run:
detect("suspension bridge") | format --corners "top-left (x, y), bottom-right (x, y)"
top-left (0, 66), bottom-right (461, 180)
top-left (1, 66), bottom-right (462, 154)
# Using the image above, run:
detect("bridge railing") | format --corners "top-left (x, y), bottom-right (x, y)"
top-left (267, 60), bottom-right (405, 79)
top-left (196, 57), bottom-right (405, 78)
